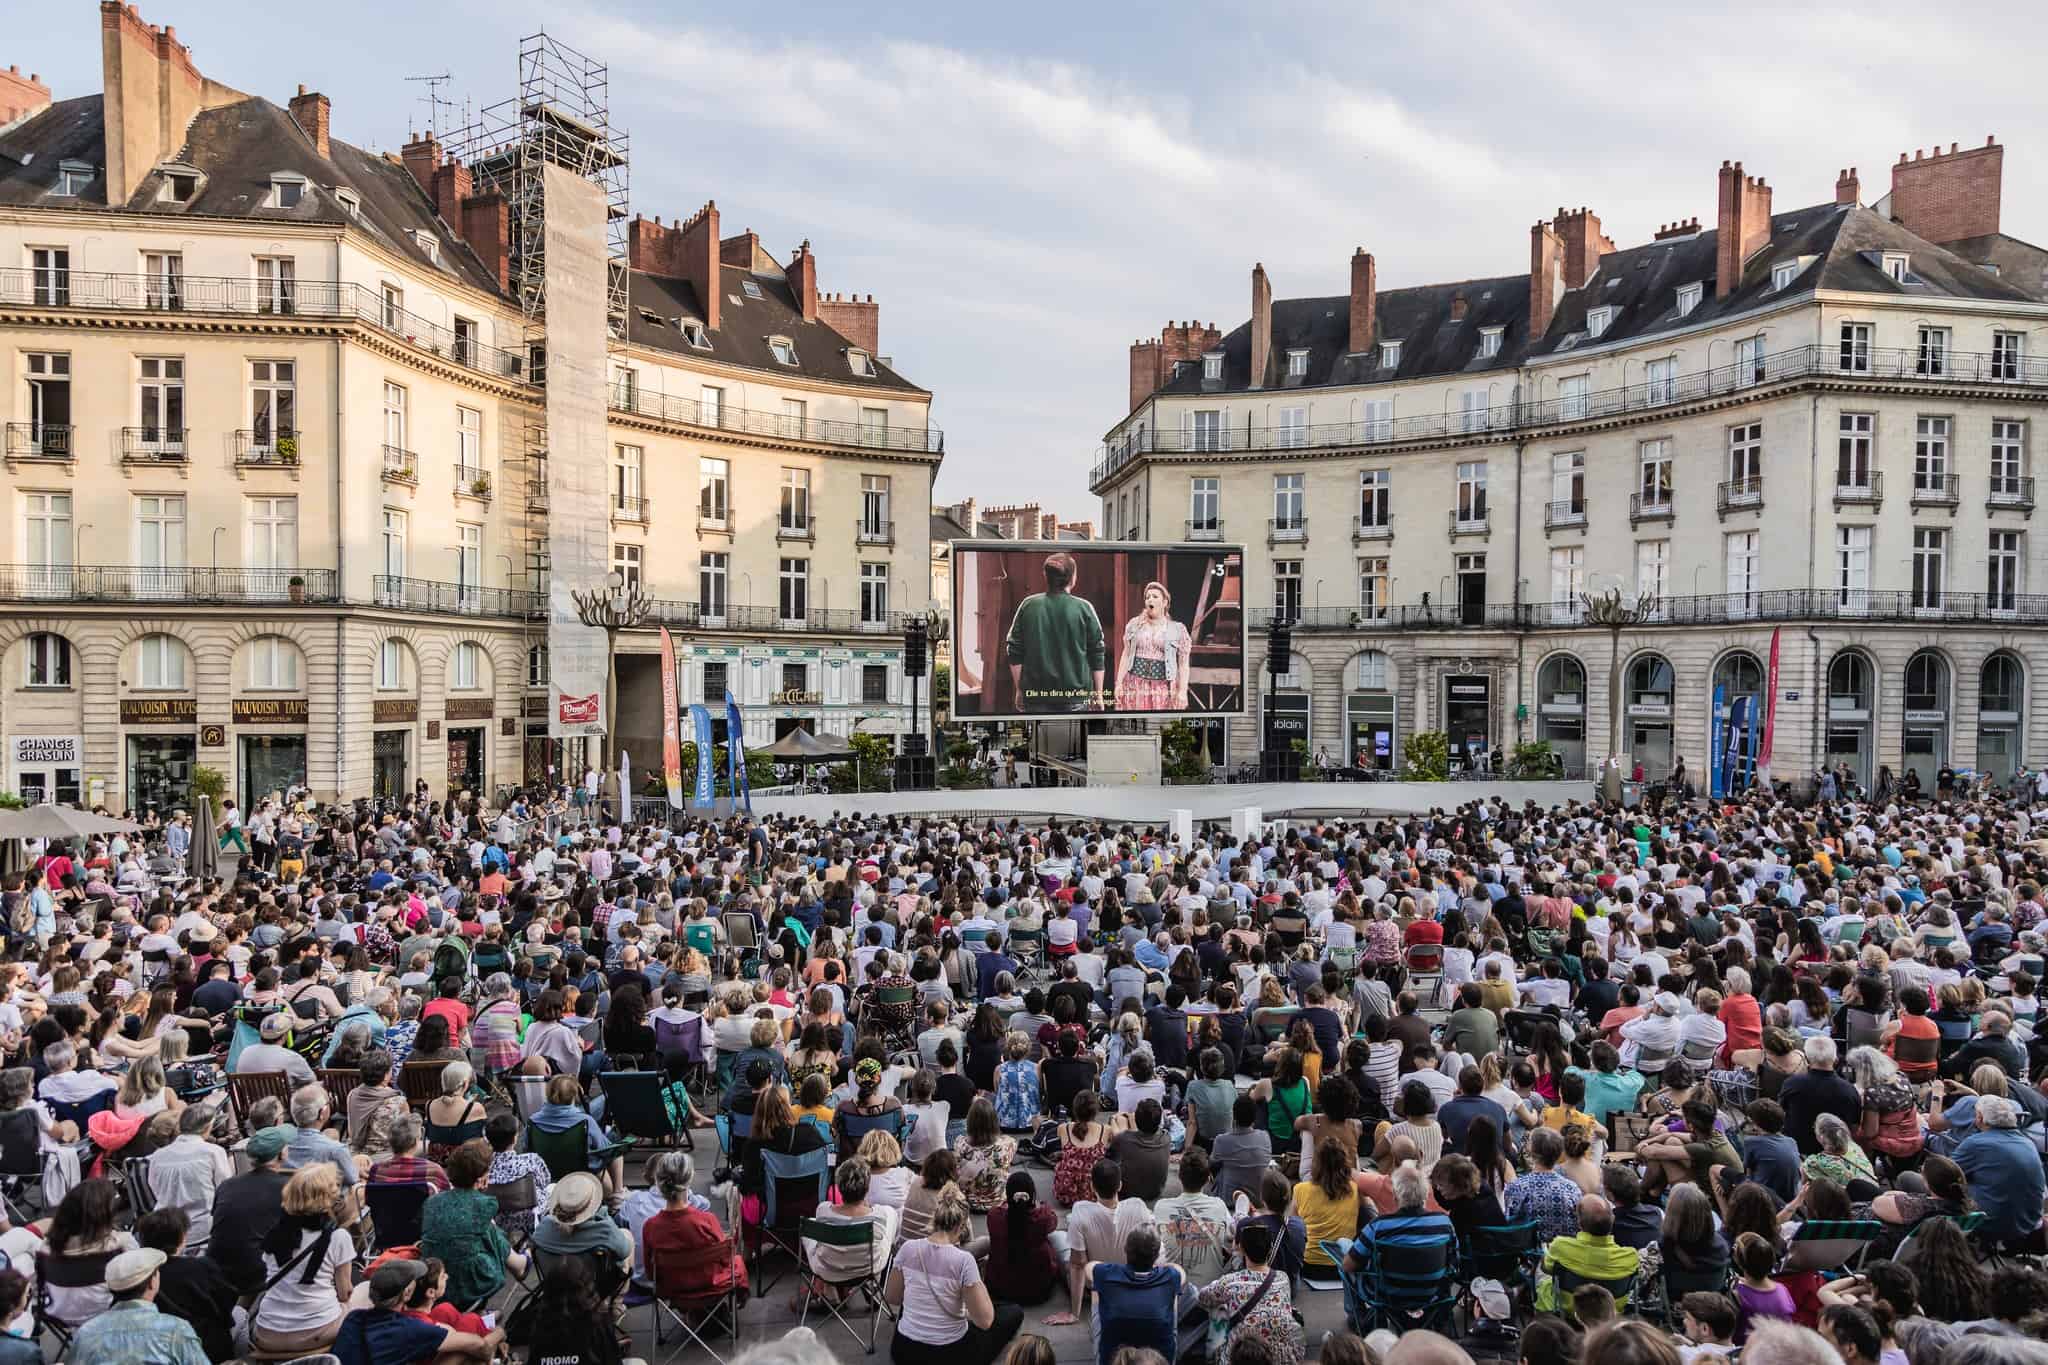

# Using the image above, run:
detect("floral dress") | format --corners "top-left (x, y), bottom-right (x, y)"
top-left (995, 1059), bottom-right (1040, 1131)
top-left (1054, 1124), bottom-right (1111, 1207)
top-left (1197, 1266), bottom-right (1305, 1365)
top-left (952, 1133), bottom-right (1018, 1212)
top-left (1115, 615), bottom-right (1191, 711)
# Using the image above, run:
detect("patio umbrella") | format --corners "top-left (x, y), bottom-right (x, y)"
top-left (0, 805), bottom-right (138, 840)
top-left (192, 795), bottom-right (220, 879)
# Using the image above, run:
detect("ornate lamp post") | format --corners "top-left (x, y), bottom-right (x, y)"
top-left (1580, 584), bottom-right (1659, 800)
top-left (570, 569), bottom-right (650, 778)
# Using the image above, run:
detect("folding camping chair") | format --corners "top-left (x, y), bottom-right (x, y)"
top-left (1550, 1261), bottom-right (1639, 1321)
top-left (757, 1146), bottom-right (831, 1296)
top-left (227, 1070), bottom-right (292, 1127)
top-left (600, 1067), bottom-right (690, 1151)
top-left (1459, 1222), bottom-right (1542, 1322)
top-left (365, 1180), bottom-right (434, 1252)
top-left (1783, 1219), bottom-right (1884, 1275)
top-left (648, 1231), bottom-right (747, 1365)
top-left (35, 1249), bottom-right (116, 1355)
top-left (485, 1172), bottom-right (541, 1281)
top-left (1009, 927), bottom-right (1048, 984)
top-left (715, 1110), bottom-right (754, 1165)
top-left (1404, 943), bottom-right (1446, 1008)
top-left (526, 1119), bottom-right (634, 1184)
top-left (798, 1215), bottom-right (894, 1353)
top-left (1324, 1233), bottom-right (1459, 1335)
top-left (504, 1072), bottom-right (549, 1125)
top-left (836, 1107), bottom-right (906, 1151)
top-left (399, 1060), bottom-right (450, 1110)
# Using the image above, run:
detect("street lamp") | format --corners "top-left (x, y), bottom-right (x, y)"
top-left (1580, 583), bottom-right (1660, 801)
top-left (571, 568), bottom-right (650, 778)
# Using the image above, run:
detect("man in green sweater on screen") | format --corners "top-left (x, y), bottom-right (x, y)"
top-left (1005, 551), bottom-right (1107, 713)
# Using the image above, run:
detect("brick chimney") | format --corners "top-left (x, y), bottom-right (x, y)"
top-left (288, 85), bottom-right (330, 160)
top-left (1348, 249), bottom-right (1376, 355)
top-left (1552, 206), bottom-right (1615, 291)
top-left (99, 3), bottom-right (247, 206)
top-left (401, 131), bottom-right (442, 197)
top-left (1889, 137), bottom-right (2003, 244)
top-left (1529, 221), bottom-right (1563, 339)
top-left (459, 192), bottom-right (509, 291)
top-left (1128, 320), bottom-right (1224, 412)
top-left (676, 202), bottom-right (719, 333)
top-left (819, 292), bottom-right (878, 356)
top-left (1248, 263), bottom-right (1273, 389)
top-left (1836, 167), bottom-right (1860, 207)
top-left (430, 158), bottom-right (470, 229)
top-left (787, 241), bottom-right (818, 322)
top-left (1715, 160), bottom-right (1773, 298)
top-left (720, 229), bottom-right (762, 268)
top-left (0, 65), bottom-right (51, 131)
top-left (1654, 218), bottom-right (1702, 240)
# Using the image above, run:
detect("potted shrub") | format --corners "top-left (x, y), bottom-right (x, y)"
top-left (470, 473), bottom-right (492, 498)
top-left (288, 574), bottom-right (306, 603)
top-left (274, 433), bottom-right (299, 463)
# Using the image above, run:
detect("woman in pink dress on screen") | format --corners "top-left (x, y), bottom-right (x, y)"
top-left (1113, 581), bottom-right (1192, 711)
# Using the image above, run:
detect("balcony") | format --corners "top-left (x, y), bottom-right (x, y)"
top-left (1266, 517), bottom-right (1307, 546)
top-left (1544, 500), bottom-right (1588, 532)
top-left (1184, 519), bottom-right (1224, 542)
top-left (1353, 513), bottom-right (1394, 543)
top-left (1988, 477), bottom-right (2035, 513)
top-left (4, 422), bottom-right (72, 460)
top-left (1833, 471), bottom-right (1884, 509)
top-left (1716, 477), bottom-right (1764, 516)
top-left (454, 465), bottom-right (492, 499)
top-left (609, 383), bottom-right (944, 456)
top-left (1629, 491), bottom-right (1675, 526)
top-left (1910, 473), bottom-right (1961, 511)
top-left (612, 494), bottom-right (650, 524)
top-left (120, 427), bottom-right (187, 463)
top-left (381, 446), bottom-right (419, 485)
top-left (1090, 339), bottom-right (2048, 492)
top-left (0, 565), bottom-right (336, 604)
top-left (1242, 588), bottom-right (2048, 633)
top-left (373, 575), bottom-right (540, 618)
top-left (698, 507), bottom-right (733, 536)
top-left (0, 268), bottom-right (527, 380)
top-left (856, 519), bottom-right (895, 546)
top-left (1448, 508), bottom-right (1489, 538)
top-left (235, 429), bottom-right (301, 468)
top-left (775, 519), bottom-right (815, 544)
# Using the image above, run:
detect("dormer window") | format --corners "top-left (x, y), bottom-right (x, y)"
top-left (1882, 252), bottom-right (1910, 284)
top-left (156, 166), bottom-right (198, 204)
top-left (1201, 352), bottom-right (1223, 382)
top-left (269, 173), bottom-right (306, 209)
top-left (681, 320), bottom-right (710, 350)
top-left (740, 279), bottom-right (764, 301)
top-left (1771, 260), bottom-right (1800, 291)
top-left (1676, 282), bottom-right (1703, 317)
top-left (847, 349), bottom-right (875, 378)
top-left (1286, 349), bottom-right (1309, 378)
top-left (1171, 360), bottom-right (1191, 380)
top-left (1478, 327), bottom-right (1503, 359)
top-left (410, 229), bottom-right (439, 265)
top-left (768, 337), bottom-right (798, 367)
top-left (1378, 340), bottom-right (1401, 369)
top-left (335, 188), bottom-right (360, 218)
top-left (55, 161), bottom-right (93, 197)
top-left (1586, 306), bottom-right (1615, 339)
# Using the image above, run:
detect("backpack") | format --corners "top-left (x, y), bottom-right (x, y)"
top-left (432, 938), bottom-right (469, 986)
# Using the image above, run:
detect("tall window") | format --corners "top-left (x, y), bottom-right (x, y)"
top-left (1189, 477), bottom-right (1220, 532)
top-left (380, 509), bottom-right (407, 579)
top-left (1362, 399), bottom-right (1393, 441)
top-left (1559, 375), bottom-right (1588, 421)
top-left (527, 646), bottom-right (548, 687)
top-left (1914, 416), bottom-right (1950, 490)
top-left (453, 317), bottom-right (476, 367)
top-left (1272, 560), bottom-right (1302, 620)
top-left (1456, 462), bottom-right (1487, 524)
top-left (1989, 530), bottom-right (2023, 610)
top-left (379, 283), bottom-right (404, 330)
top-left (1912, 528), bottom-right (1947, 609)
top-left (863, 665), bottom-right (889, 703)
top-left (1835, 526), bottom-right (1871, 610)
top-left (1549, 545), bottom-right (1584, 620)
top-left (456, 523), bottom-right (482, 606)
top-left (1550, 451), bottom-right (1585, 512)
top-left (1358, 557), bottom-right (1390, 619)
top-left (251, 360), bottom-right (295, 446)
top-left (699, 552), bottom-right (728, 621)
top-left (860, 563), bottom-right (889, 624)
top-left (452, 642), bottom-right (480, 691)
top-left (382, 382), bottom-right (407, 453)
top-left (702, 662), bottom-right (728, 705)
top-left (614, 444), bottom-right (643, 512)
top-left (24, 493), bottom-right (72, 578)
top-left (134, 495), bottom-right (185, 595)
top-left (860, 475), bottom-right (891, 535)
top-left (137, 635), bottom-right (186, 690)
top-left (1190, 410), bottom-right (1221, 452)
top-left (1725, 530), bottom-right (1760, 608)
top-left (1458, 389), bottom-right (1490, 433)
top-left (143, 251), bottom-right (182, 310)
top-left (611, 543), bottom-right (642, 592)
top-left (1639, 440), bottom-right (1673, 507)
top-left (248, 496), bottom-right (298, 578)
top-left (1277, 406), bottom-right (1308, 449)
top-left (1636, 539), bottom-right (1670, 603)
top-left (700, 386), bottom-right (724, 428)
top-left (24, 634), bottom-right (70, 687)
top-left (1735, 335), bottom-right (1766, 386)
top-left (779, 557), bottom-right (809, 622)
top-left (779, 468), bottom-right (811, 533)
top-left (29, 247), bottom-right (69, 306)
top-left (457, 406), bottom-right (482, 478)
top-left (1728, 423), bottom-right (1762, 488)
top-left (137, 357), bottom-right (184, 448)
top-left (859, 408), bottom-right (889, 447)
top-left (1993, 331), bottom-right (2026, 382)
top-left (378, 639), bottom-right (404, 689)
top-left (1917, 325), bottom-right (1951, 377)
top-left (24, 353), bottom-right (70, 452)
top-left (254, 256), bottom-right (294, 314)
top-left (1644, 357), bottom-right (1677, 404)
top-left (1272, 473), bottom-right (1304, 531)
top-left (1839, 322), bottom-right (1872, 373)
top-left (1992, 419), bottom-right (2027, 496)
top-left (1837, 412), bottom-right (1874, 487)
top-left (249, 638), bottom-right (299, 690)
top-left (1359, 470), bottom-right (1390, 529)
top-left (699, 457), bottom-right (730, 525)
top-left (780, 398), bottom-right (807, 437)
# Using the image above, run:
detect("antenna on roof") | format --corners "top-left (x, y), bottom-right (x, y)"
top-left (405, 74), bottom-right (455, 136)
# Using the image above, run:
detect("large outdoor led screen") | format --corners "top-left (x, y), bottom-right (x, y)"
top-left (951, 541), bottom-right (1246, 720)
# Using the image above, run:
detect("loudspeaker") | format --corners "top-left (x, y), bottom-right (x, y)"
top-left (894, 754), bottom-right (936, 790)
top-left (903, 620), bottom-right (927, 676)
top-left (1267, 620), bottom-right (1292, 677)
top-left (1258, 748), bottom-right (1302, 782)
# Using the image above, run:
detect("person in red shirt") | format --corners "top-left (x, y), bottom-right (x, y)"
top-left (403, 1257), bottom-right (491, 1336)
top-left (1404, 916), bottom-right (1444, 948)
top-left (1716, 966), bottom-right (1764, 1068)
top-left (420, 978), bottom-right (471, 1036)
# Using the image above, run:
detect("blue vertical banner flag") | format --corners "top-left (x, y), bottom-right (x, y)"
top-left (1727, 696), bottom-right (1753, 793)
top-left (690, 704), bottom-right (715, 807)
top-left (725, 690), bottom-right (752, 812)
top-left (1709, 684), bottom-right (1727, 798)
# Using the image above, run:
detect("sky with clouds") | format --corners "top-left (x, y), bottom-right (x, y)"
top-left (28, 2), bottom-right (2048, 518)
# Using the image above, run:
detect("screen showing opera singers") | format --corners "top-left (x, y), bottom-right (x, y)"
top-left (951, 542), bottom-right (1246, 720)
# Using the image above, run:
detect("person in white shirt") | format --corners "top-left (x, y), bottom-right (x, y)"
top-left (1619, 992), bottom-right (1684, 1070)
top-left (1680, 989), bottom-right (1729, 1057)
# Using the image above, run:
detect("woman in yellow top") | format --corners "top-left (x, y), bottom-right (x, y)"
top-left (1292, 1136), bottom-right (1363, 1285)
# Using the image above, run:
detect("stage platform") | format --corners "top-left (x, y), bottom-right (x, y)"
top-left (751, 778), bottom-right (1595, 826)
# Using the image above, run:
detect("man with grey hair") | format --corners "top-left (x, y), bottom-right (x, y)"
top-left (1347, 1159), bottom-right (1454, 1273)
top-left (1743, 1319), bottom-right (1849, 1365)
top-left (284, 1082), bottom-right (363, 1200)
top-left (1958, 1092), bottom-right (2047, 1246)
top-left (146, 1103), bottom-right (232, 1252)
top-left (36, 1039), bottom-right (116, 1107)
top-left (1943, 1007), bottom-right (2028, 1081)
top-left (366, 1112), bottom-right (447, 1191)
top-left (1534, 1193), bottom-right (1639, 1312)
top-left (1779, 1033), bottom-right (1862, 1155)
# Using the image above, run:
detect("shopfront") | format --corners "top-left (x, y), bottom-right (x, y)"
top-left (1903, 650), bottom-right (1951, 790)
top-left (233, 698), bottom-right (309, 806)
top-left (1441, 671), bottom-right (1492, 773)
top-left (445, 697), bottom-right (494, 795)
top-left (9, 734), bottom-right (80, 804)
top-left (1626, 653), bottom-right (1676, 780)
top-left (122, 698), bottom-right (197, 816)
top-left (373, 699), bottom-right (417, 799)
top-left (1261, 692), bottom-right (1310, 753)
top-left (1345, 650), bottom-right (1397, 771)
top-left (1979, 653), bottom-right (2024, 784)
top-left (1826, 652), bottom-right (1875, 791)
top-left (1534, 654), bottom-right (1587, 776)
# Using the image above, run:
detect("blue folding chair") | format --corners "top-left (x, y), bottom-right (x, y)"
top-left (837, 1107), bottom-right (907, 1152)
top-left (715, 1110), bottom-right (754, 1165)
top-left (758, 1146), bottom-right (831, 1295)
top-left (1322, 1232), bottom-right (1459, 1335)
